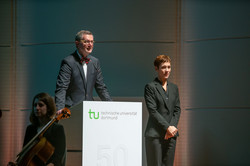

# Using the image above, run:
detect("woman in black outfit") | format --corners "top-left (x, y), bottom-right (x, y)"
top-left (23, 92), bottom-right (66, 166)
top-left (144, 55), bottom-right (181, 166)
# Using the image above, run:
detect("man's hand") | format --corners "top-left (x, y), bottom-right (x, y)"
top-left (56, 109), bottom-right (62, 115)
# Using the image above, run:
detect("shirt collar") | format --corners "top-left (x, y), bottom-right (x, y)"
top-left (76, 50), bottom-right (82, 59)
top-left (76, 50), bottom-right (90, 59)
top-left (155, 77), bottom-right (168, 86)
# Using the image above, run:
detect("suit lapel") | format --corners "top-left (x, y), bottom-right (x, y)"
top-left (72, 53), bottom-right (86, 89)
top-left (77, 62), bottom-right (87, 88)
top-left (154, 79), bottom-right (170, 112)
top-left (72, 51), bottom-right (87, 89)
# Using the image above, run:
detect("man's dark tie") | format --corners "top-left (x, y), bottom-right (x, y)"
top-left (81, 57), bottom-right (90, 64)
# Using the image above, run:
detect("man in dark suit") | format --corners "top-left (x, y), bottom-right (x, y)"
top-left (55, 30), bottom-right (112, 110)
top-left (144, 55), bottom-right (181, 166)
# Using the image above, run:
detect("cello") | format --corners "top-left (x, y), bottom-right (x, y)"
top-left (8, 107), bottom-right (71, 166)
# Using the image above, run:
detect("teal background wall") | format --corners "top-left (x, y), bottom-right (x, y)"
top-left (181, 0), bottom-right (250, 165)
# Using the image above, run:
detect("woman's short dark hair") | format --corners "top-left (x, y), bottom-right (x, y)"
top-left (154, 55), bottom-right (171, 68)
top-left (30, 93), bottom-right (56, 126)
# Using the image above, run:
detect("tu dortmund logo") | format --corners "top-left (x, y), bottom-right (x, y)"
top-left (88, 109), bottom-right (99, 119)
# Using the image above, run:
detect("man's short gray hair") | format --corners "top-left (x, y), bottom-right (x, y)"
top-left (75, 30), bottom-right (93, 41)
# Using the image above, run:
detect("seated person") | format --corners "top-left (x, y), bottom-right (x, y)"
top-left (22, 92), bottom-right (66, 166)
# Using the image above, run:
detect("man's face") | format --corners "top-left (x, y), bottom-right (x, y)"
top-left (76, 34), bottom-right (94, 57)
top-left (155, 61), bottom-right (171, 81)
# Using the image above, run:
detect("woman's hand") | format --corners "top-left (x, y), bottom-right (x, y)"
top-left (165, 126), bottom-right (178, 140)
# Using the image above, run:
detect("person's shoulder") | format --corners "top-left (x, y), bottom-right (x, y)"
top-left (146, 78), bottom-right (158, 87)
top-left (64, 52), bottom-right (77, 61)
top-left (53, 123), bottom-right (65, 135)
top-left (168, 81), bottom-right (179, 89)
top-left (27, 123), bottom-right (35, 128)
top-left (26, 124), bottom-right (37, 131)
top-left (88, 55), bottom-right (98, 62)
top-left (47, 123), bottom-right (64, 134)
top-left (168, 81), bottom-right (177, 86)
top-left (53, 122), bottom-right (64, 127)
top-left (146, 82), bottom-right (155, 87)
top-left (145, 80), bottom-right (158, 91)
top-left (61, 52), bottom-right (79, 66)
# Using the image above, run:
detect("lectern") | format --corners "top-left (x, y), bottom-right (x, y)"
top-left (60, 101), bottom-right (142, 166)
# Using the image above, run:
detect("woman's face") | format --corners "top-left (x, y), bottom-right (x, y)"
top-left (34, 99), bottom-right (48, 118)
top-left (155, 61), bottom-right (171, 81)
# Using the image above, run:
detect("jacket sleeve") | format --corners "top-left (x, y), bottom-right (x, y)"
top-left (169, 86), bottom-right (181, 127)
top-left (144, 84), bottom-right (170, 131)
top-left (55, 59), bottom-right (72, 110)
top-left (48, 124), bottom-right (66, 166)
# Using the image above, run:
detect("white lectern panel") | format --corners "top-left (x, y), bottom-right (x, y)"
top-left (82, 101), bottom-right (142, 166)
